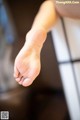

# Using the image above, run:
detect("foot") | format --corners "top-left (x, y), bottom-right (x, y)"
top-left (14, 28), bottom-right (47, 87)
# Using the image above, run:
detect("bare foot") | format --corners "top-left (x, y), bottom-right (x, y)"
top-left (14, 28), bottom-right (47, 87)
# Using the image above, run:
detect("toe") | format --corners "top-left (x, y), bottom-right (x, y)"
top-left (19, 77), bottom-right (24, 85)
top-left (22, 78), bottom-right (33, 87)
top-left (14, 66), bottom-right (19, 78)
top-left (15, 78), bottom-right (21, 82)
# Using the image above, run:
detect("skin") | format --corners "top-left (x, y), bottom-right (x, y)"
top-left (14, 0), bottom-right (57, 87)
top-left (14, 28), bottom-right (47, 86)
top-left (14, 0), bottom-right (80, 87)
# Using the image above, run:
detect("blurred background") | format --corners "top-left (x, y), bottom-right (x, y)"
top-left (0, 0), bottom-right (71, 120)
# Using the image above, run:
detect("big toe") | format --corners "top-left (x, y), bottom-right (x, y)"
top-left (22, 78), bottom-right (33, 87)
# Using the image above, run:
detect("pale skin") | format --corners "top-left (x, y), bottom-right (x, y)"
top-left (14, 0), bottom-right (57, 87)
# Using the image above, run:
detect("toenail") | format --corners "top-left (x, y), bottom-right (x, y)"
top-left (22, 78), bottom-right (33, 87)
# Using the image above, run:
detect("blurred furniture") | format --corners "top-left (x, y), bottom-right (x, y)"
top-left (51, 17), bottom-right (80, 120)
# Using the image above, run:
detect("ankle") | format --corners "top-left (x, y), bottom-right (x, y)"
top-left (25, 28), bottom-right (47, 51)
